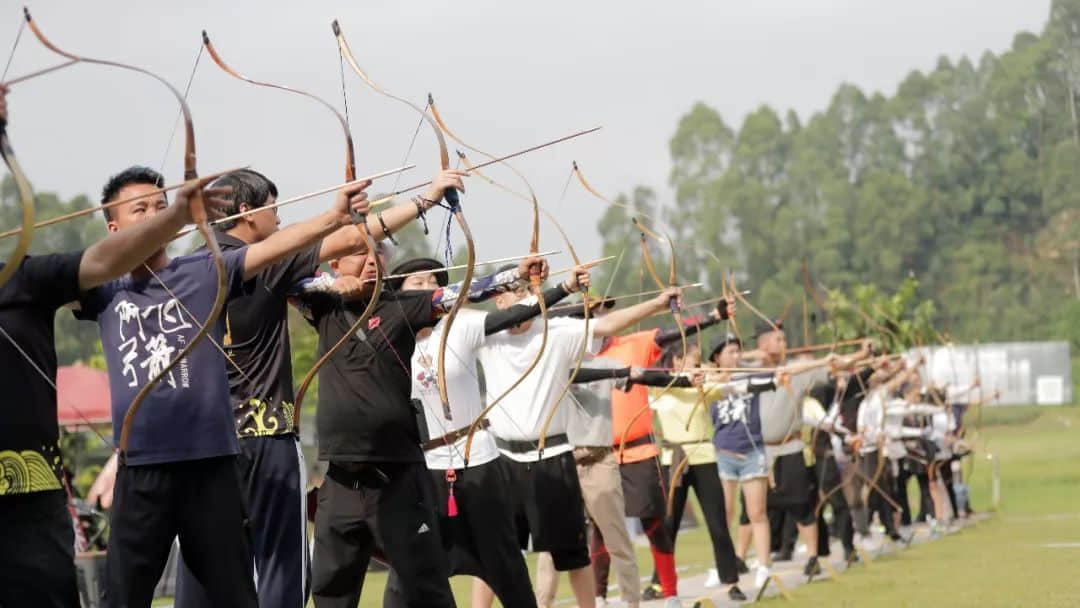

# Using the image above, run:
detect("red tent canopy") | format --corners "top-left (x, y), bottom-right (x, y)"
top-left (57, 364), bottom-right (112, 428)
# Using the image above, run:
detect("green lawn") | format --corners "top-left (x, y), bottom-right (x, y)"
top-left (156, 405), bottom-right (1079, 607)
top-left (760, 404), bottom-right (1080, 607)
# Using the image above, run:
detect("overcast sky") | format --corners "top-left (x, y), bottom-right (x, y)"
top-left (2, 0), bottom-right (1050, 268)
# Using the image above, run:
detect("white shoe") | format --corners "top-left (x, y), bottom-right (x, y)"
top-left (594, 597), bottom-right (607, 607)
top-left (754, 565), bottom-right (771, 588)
top-left (704, 567), bottom-right (720, 588)
top-left (663, 598), bottom-right (682, 608)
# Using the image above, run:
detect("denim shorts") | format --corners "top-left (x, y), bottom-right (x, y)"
top-left (715, 448), bottom-right (769, 482)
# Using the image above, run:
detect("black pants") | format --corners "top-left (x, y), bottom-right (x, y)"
top-left (383, 461), bottom-right (535, 608)
top-left (897, 461), bottom-right (932, 526)
top-left (106, 456), bottom-right (257, 608)
top-left (858, 452), bottom-right (899, 536)
top-left (661, 462), bottom-right (739, 585)
top-left (815, 454), bottom-right (853, 554)
top-left (937, 459), bottom-right (959, 518)
top-left (0, 491), bottom-right (79, 608)
top-left (176, 435), bottom-right (309, 608)
top-left (311, 461), bottom-right (454, 608)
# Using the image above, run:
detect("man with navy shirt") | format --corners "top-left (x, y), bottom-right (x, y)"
top-left (0, 86), bottom-right (245, 608)
top-left (76, 164), bottom-right (373, 607)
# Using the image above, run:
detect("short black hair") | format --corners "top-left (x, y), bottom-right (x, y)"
top-left (658, 339), bottom-right (700, 369)
top-left (100, 166), bottom-right (165, 221)
top-left (388, 257), bottom-right (447, 291)
top-left (211, 169), bottom-right (278, 231)
top-left (708, 334), bottom-right (741, 363)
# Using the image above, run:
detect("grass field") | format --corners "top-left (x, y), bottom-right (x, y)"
top-left (349, 405), bottom-right (1080, 607)
top-left (152, 404), bottom-right (1078, 607)
top-left (759, 404), bottom-right (1080, 607)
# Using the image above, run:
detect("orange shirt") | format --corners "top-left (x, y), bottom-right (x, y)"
top-left (600, 329), bottom-right (661, 463)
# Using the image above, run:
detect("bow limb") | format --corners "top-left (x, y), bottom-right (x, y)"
top-left (569, 165), bottom-right (684, 460)
top-left (333, 21), bottom-right (452, 171)
top-left (201, 31), bottom-right (357, 182)
top-left (665, 452), bottom-right (692, 516)
top-left (684, 316), bottom-right (708, 432)
top-left (572, 161), bottom-right (657, 224)
top-left (332, 21), bottom-right (471, 430)
top-left (728, 272), bottom-right (779, 335)
top-left (200, 30), bottom-right (368, 430)
top-left (0, 121), bottom-right (36, 292)
top-left (21, 9), bottom-right (228, 458)
top-left (617, 219), bottom-right (687, 461)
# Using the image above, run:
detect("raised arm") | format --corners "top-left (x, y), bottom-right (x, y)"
top-left (654, 298), bottom-right (734, 348)
top-left (78, 177), bottom-right (231, 290)
top-left (317, 170), bottom-right (464, 263)
top-left (593, 287), bottom-right (681, 337)
top-left (244, 180), bottom-right (371, 280)
top-left (483, 264), bottom-right (589, 334)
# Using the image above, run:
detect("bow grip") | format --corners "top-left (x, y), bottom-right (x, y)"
top-left (444, 186), bottom-right (461, 211)
top-left (667, 294), bottom-right (679, 313)
top-left (351, 209), bottom-right (367, 226)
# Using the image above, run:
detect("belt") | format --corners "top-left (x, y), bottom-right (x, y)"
top-left (326, 462), bottom-right (391, 490)
top-left (495, 433), bottom-right (567, 454)
top-left (620, 435), bottom-right (654, 450)
top-left (421, 419), bottom-right (489, 452)
top-left (573, 446), bottom-right (612, 467)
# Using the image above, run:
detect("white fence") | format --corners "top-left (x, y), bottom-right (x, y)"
top-left (909, 341), bottom-right (1073, 405)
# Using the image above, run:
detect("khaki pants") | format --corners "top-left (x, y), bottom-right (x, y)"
top-left (535, 448), bottom-right (640, 607)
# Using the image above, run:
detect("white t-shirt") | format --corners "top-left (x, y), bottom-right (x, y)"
top-left (478, 314), bottom-right (595, 462)
top-left (930, 411), bottom-right (955, 460)
top-left (411, 310), bottom-right (499, 470)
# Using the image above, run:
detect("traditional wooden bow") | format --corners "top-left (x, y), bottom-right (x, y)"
top-left (199, 29), bottom-right (378, 431)
top-left (0, 92), bottom-right (35, 292)
top-left (446, 144), bottom-right (588, 460)
top-left (20, 8), bottom-right (228, 459)
top-left (333, 21), bottom-right (472, 428)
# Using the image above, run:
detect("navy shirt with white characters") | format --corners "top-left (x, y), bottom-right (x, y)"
top-left (710, 374), bottom-right (767, 455)
top-left (76, 249), bottom-right (248, 465)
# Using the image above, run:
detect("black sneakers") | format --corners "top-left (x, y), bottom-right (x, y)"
top-left (735, 557), bottom-right (750, 574)
top-left (803, 556), bottom-right (822, 578)
top-left (728, 585), bottom-right (748, 601)
top-left (642, 583), bottom-right (664, 601)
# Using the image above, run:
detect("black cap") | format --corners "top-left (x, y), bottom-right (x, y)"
top-left (389, 258), bottom-right (448, 291)
top-left (708, 334), bottom-right (741, 362)
top-left (753, 318), bottom-right (784, 339)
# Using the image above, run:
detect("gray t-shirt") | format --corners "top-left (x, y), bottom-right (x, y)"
top-left (759, 366), bottom-right (829, 456)
top-left (566, 356), bottom-right (627, 447)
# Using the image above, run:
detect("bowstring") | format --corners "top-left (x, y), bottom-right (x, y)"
top-left (1, 18), bottom-right (26, 82)
top-left (554, 166), bottom-right (574, 210)
top-left (142, 263), bottom-right (258, 386)
top-left (158, 43), bottom-right (204, 175)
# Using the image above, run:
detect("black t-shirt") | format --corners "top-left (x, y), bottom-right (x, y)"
top-left (0, 252), bottom-right (84, 496)
top-left (838, 367), bottom-right (875, 434)
top-left (210, 234), bottom-right (320, 438)
top-left (808, 383), bottom-right (835, 454)
top-left (302, 289), bottom-right (437, 463)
